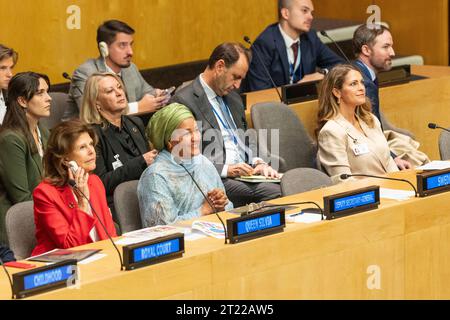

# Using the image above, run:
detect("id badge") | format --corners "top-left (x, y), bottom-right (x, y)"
top-left (112, 154), bottom-right (123, 170)
top-left (352, 143), bottom-right (370, 156)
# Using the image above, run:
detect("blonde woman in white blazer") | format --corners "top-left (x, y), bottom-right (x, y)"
top-left (316, 64), bottom-right (398, 184)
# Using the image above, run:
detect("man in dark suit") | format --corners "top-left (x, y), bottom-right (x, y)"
top-left (172, 43), bottom-right (281, 207)
top-left (0, 44), bottom-right (18, 125)
top-left (243, 0), bottom-right (344, 92)
top-left (353, 24), bottom-right (412, 170)
top-left (65, 20), bottom-right (169, 120)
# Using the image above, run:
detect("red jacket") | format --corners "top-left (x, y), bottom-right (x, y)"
top-left (32, 175), bottom-right (117, 256)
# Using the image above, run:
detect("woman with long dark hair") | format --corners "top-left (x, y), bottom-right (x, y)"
top-left (0, 72), bottom-right (51, 244)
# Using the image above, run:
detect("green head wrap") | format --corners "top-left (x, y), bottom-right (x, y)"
top-left (147, 103), bottom-right (194, 151)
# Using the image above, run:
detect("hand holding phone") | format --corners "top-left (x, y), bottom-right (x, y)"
top-left (68, 161), bottom-right (79, 175)
top-left (162, 86), bottom-right (176, 97)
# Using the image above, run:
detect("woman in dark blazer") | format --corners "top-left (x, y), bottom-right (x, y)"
top-left (32, 120), bottom-right (116, 256)
top-left (80, 72), bottom-right (157, 214)
top-left (0, 72), bottom-right (51, 244)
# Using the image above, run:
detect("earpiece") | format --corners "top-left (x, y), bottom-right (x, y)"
top-left (99, 41), bottom-right (109, 58)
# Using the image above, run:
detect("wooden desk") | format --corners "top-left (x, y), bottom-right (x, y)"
top-left (244, 65), bottom-right (450, 160)
top-left (1, 170), bottom-right (449, 300)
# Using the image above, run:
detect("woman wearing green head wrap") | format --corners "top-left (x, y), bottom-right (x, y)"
top-left (138, 103), bottom-right (233, 227)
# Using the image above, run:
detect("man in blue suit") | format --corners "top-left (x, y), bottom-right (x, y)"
top-left (243, 0), bottom-right (344, 92)
top-left (353, 24), bottom-right (412, 170)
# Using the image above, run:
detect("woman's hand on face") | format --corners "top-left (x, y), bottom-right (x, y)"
top-left (68, 166), bottom-right (90, 208)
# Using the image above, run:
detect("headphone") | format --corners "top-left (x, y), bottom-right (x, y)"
top-left (98, 41), bottom-right (109, 58)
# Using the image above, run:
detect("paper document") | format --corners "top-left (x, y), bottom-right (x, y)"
top-left (78, 254), bottom-right (107, 265)
top-left (116, 225), bottom-right (187, 245)
top-left (380, 188), bottom-right (415, 201)
top-left (236, 174), bottom-right (283, 184)
top-left (191, 221), bottom-right (225, 239)
top-left (286, 213), bottom-right (322, 224)
top-left (417, 161), bottom-right (450, 171)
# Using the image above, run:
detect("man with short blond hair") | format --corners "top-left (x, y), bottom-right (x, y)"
top-left (0, 44), bottom-right (18, 125)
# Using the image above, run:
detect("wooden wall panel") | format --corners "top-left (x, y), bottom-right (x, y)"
top-left (0, 0), bottom-right (277, 83)
top-left (1, 0), bottom-right (447, 84)
top-left (314, 0), bottom-right (449, 66)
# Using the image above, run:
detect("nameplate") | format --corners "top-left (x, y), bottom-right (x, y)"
top-left (417, 169), bottom-right (450, 197)
top-left (324, 186), bottom-right (380, 220)
top-left (378, 64), bottom-right (411, 87)
top-left (123, 233), bottom-right (185, 271)
top-left (281, 80), bottom-right (320, 105)
top-left (12, 259), bottom-right (78, 299)
top-left (227, 208), bottom-right (286, 244)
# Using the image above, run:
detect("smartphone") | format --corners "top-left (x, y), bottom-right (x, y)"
top-left (4, 261), bottom-right (37, 269)
top-left (162, 86), bottom-right (176, 96)
top-left (68, 161), bottom-right (79, 175)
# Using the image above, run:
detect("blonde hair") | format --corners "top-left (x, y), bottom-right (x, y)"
top-left (80, 72), bottom-right (129, 127)
top-left (316, 64), bottom-right (374, 138)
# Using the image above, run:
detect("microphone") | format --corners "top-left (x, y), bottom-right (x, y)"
top-left (340, 173), bottom-right (418, 197)
top-left (428, 123), bottom-right (450, 133)
top-left (173, 157), bottom-right (228, 244)
top-left (68, 179), bottom-right (124, 270)
top-left (247, 201), bottom-right (324, 219)
top-left (0, 257), bottom-right (14, 299)
top-left (243, 36), bottom-right (283, 102)
top-left (319, 30), bottom-right (351, 63)
top-left (62, 72), bottom-right (72, 81)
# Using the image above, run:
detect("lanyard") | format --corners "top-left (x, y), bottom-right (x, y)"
top-left (289, 46), bottom-right (301, 81)
top-left (211, 101), bottom-right (239, 146)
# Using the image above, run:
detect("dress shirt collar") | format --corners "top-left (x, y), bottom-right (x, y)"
top-left (359, 60), bottom-right (377, 82)
top-left (105, 61), bottom-right (123, 77)
top-left (199, 74), bottom-right (219, 100)
top-left (278, 23), bottom-right (300, 49)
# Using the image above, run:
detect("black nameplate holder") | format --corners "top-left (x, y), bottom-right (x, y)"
top-left (417, 168), bottom-right (450, 197)
top-left (227, 208), bottom-right (286, 244)
top-left (281, 80), bottom-right (320, 105)
top-left (324, 186), bottom-right (380, 220)
top-left (12, 259), bottom-right (78, 299)
top-left (122, 233), bottom-right (185, 271)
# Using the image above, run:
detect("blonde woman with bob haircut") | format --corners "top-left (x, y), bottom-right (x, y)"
top-left (80, 72), bottom-right (157, 216)
top-left (316, 64), bottom-right (398, 184)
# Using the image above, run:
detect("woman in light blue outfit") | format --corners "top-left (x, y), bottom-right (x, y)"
top-left (138, 103), bottom-right (232, 227)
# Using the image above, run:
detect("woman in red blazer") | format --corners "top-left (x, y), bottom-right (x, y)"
top-left (32, 120), bottom-right (117, 256)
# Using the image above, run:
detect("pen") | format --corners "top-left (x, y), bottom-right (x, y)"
top-left (289, 212), bottom-right (304, 217)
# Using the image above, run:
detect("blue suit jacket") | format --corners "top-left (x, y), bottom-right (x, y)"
top-left (242, 23), bottom-right (344, 92)
top-left (354, 59), bottom-right (381, 124)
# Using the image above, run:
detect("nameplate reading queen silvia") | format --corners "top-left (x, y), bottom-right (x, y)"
top-left (227, 208), bottom-right (286, 244)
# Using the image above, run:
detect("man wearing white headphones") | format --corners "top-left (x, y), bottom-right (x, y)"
top-left (65, 20), bottom-right (168, 120)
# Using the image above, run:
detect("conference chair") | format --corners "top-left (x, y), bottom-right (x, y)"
top-left (439, 129), bottom-right (450, 160)
top-left (5, 201), bottom-right (36, 260)
top-left (40, 92), bottom-right (71, 130)
top-left (281, 168), bottom-right (332, 196)
top-left (380, 112), bottom-right (415, 139)
top-left (113, 180), bottom-right (142, 234)
top-left (251, 102), bottom-right (318, 172)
